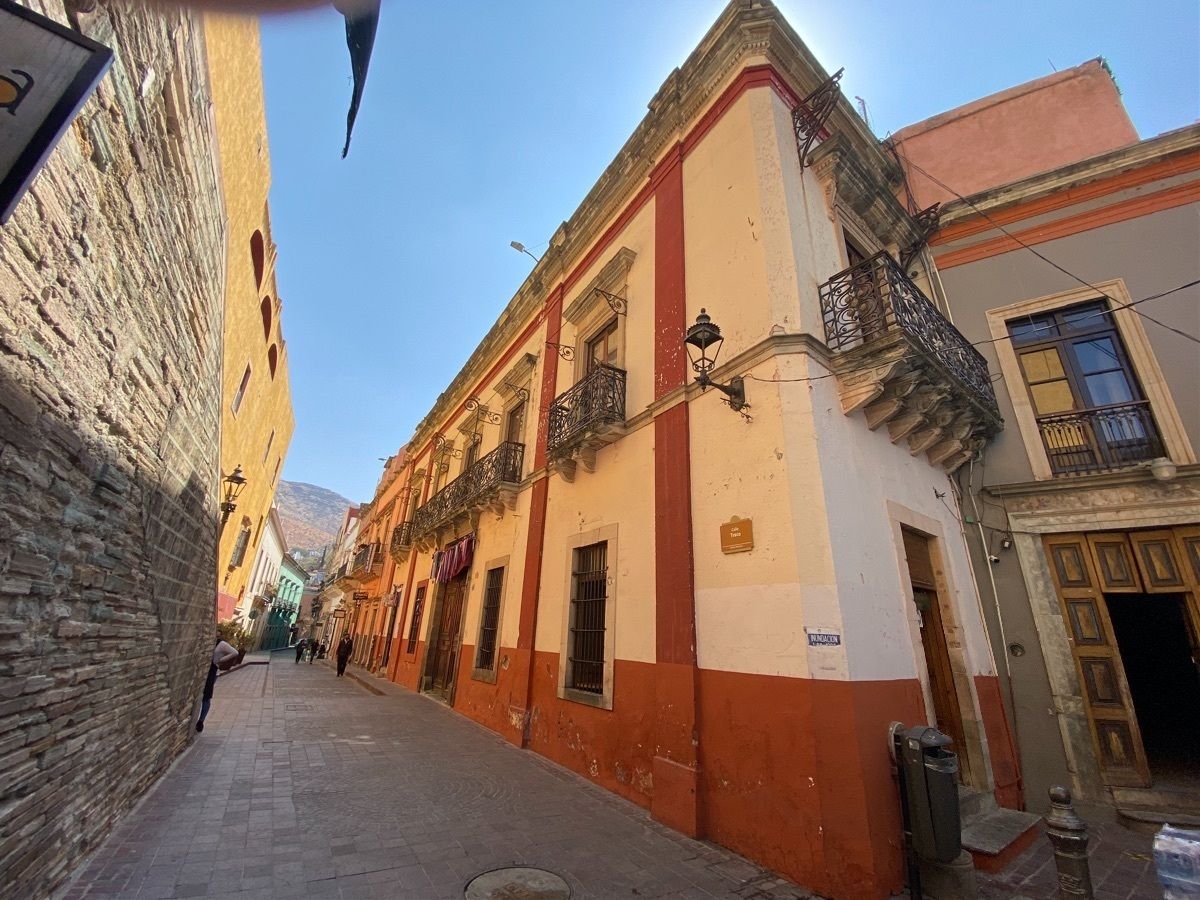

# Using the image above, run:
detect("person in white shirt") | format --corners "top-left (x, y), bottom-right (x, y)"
top-left (196, 638), bottom-right (242, 733)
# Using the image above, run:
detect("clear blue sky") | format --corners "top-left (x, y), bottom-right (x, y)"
top-left (261, 0), bottom-right (1199, 503)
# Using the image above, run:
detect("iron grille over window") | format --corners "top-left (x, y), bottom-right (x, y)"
top-left (1007, 300), bottom-right (1163, 475)
top-left (568, 542), bottom-right (607, 694)
top-left (406, 586), bottom-right (426, 653)
top-left (476, 567), bottom-right (504, 671)
top-left (547, 364), bottom-right (626, 457)
top-left (351, 541), bottom-right (378, 575)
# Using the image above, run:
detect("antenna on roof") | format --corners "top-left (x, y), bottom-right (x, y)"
top-left (1048, 58), bottom-right (1058, 72)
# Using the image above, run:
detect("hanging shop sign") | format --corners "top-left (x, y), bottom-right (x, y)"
top-left (1, 0), bottom-right (112, 224)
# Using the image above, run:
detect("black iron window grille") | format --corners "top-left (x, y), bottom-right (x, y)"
top-left (818, 251), bottom-right (1000, 422)
top-left (547, 364), bottom-right (626, 457)
top-left (1007, 299), bottom-right (1163, 475)
top-left (406, 585), bottom-right (426, 653)
top-left (475, 567), bottom-right (505, 671)
top-left (411, 441), bottom-right (524, 536)
top-left (390, 522), bottom-right (413, 557)
top-left (568, 542), bottom-right (608, 694)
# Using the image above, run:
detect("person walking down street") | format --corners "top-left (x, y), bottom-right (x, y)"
top-left (294, 638), bottom-right (306, 664)
top-left (336, 634), bottom-right (353, 677)
top-left (308, 640), bottom-right (318, 664)
top-left (196, 638), bottom-right (242, 733)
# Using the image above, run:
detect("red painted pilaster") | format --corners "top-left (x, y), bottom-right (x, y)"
top-left (508, 288), bottom-right (563, 745)
top-left (650, 144), bottom-right (701, 837)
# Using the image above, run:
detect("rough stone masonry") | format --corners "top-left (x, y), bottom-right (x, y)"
top-left (0, 3), bottom-right (226, 897)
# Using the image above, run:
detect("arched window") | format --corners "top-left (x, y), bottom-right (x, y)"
top-left (260, 296), bottom-right (272, 339)
top-left (268, 344), bottom-right (279, 379)
top-left (251, 230), bottom-right (265, 288)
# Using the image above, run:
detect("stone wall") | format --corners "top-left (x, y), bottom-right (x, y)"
top-left (0, 3), bottom-right (225, 897)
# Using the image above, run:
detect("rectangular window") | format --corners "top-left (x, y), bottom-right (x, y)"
top-left (262, 429), bottom-right (275, 463)
top-left (1007, 299), bottom-right (1161, 475)
top-left (406, 585), bottom-right (426, 653)
top-left (585, 319), bottom-right (619, 374)
top-left (504, 400), bottom-right (526, 445)
top-left (475, 567), bottom-right (504, 670)
top-left (568, 542), bottom-right (607, 694)
top-left (231, 363), bottom-right (251, 415)
top-left (464, 435), bottom-right (480, 469)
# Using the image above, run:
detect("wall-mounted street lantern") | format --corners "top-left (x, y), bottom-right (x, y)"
top-left (684, 309), bottom-right (748, 412)
top-left (219, 465), bottom-right (247, 530)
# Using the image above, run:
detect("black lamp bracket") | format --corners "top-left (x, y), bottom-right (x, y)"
top-left (696, 371), bottom-right (749, 413)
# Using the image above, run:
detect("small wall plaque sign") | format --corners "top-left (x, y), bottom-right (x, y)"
top-left (1, 0), bottom-right (113, 223)
top-left (720, 517), bottom-right (754, 554)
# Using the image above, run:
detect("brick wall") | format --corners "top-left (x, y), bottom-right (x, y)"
top-left (0, 3), bottom-right (226, 896)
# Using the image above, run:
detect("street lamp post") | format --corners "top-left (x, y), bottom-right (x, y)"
top-left (219, 465), bottom-right (247, 531)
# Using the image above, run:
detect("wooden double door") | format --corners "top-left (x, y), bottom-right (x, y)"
top-left (1045, 526), bottom-right (1200, 788)
top-left (424, 574), bottom-right (468, 701)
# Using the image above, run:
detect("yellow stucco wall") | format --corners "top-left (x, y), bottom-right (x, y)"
top-left (203, 15), bottom-right (296, 608)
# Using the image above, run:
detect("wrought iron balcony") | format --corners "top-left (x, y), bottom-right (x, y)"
top-left (411, 441), bottom-right (524, 539)
top-left (818, 252), bottom-right (1002, 471)
top-left (547, 364), bottom-right (626, 480)
top-left (350, 541), bottom-right (381, 580)
top-left (390, 521), bottom-right (414, 561)
top-left (1037, 401), bottom-right (1163, 476)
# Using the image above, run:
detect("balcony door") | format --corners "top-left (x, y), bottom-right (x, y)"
top-left (1009, 300), bottom-right (1160, 474)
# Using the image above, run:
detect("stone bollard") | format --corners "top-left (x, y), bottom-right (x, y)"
top-left (1046, 785), bottom-right (1094, 899)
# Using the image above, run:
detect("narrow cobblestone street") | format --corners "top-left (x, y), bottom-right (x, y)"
top-left (61, 657), bottom-right (813, 900)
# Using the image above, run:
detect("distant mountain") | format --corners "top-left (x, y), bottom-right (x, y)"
top-left (275, 480), bottom-right (356, 555)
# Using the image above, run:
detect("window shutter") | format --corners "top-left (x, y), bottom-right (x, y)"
top-left (229, 527), bottom-right (250, 568)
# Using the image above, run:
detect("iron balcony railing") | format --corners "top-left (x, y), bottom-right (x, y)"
top-left (390, 521), bottom-right (414, 558)
top-left (323, 563), bottom-right (347, 589)
top-left (1037, 401), bottom-right (1163, 476)
top-left (818, 251), bottom-right (1000, 425)
top-left (412, 441), bottom-right (524, 536)
top-left (547, 364), bottom-right (626, 457)
top-left (351, 541), bottom-right (379, 576)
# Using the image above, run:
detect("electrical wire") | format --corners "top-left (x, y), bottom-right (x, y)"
top-left (900, 156), bottom-right (1200, 345)
top-left (744, 277), bottom-right (1199, 386)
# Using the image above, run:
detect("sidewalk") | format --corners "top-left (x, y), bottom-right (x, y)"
top-left (60, 657), bottom-right (813, 899)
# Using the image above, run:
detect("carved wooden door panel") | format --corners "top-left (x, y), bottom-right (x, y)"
top-left (1130, 530), bottom-right (1188, 592)
top-left (430, 577), bottom-right (466, 694)
top-left (1173, 526), bottom-right (1200, 683)
top-left (1044, 533), bottom-right (1150, 787)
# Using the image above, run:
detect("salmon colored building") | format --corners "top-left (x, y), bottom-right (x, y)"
top-left (361, 3), bottom-right (1025, 895)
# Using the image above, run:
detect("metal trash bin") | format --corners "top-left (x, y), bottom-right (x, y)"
top-left (893, 724), bottom-right (962, 865)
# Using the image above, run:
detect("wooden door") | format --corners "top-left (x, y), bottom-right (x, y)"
top-left (1044, 534), bottom-right (1150, 787)
top-left (429, 577), bottom-right (467, 695)
top-left (1171, 526), bottom-right (1200, 685)
top-left (902, 529), bottom-right (970, 783)
top-left (913, 586), bottom-right (967, 775)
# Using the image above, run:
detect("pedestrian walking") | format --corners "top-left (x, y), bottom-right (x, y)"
top-left (317, 642), bottom-right (327, 659)
top-left (308, 640), bottom-right (318, 664)
top-left (196, 637), bottom-right (242, 733)
top-left (294, 638), bottom-right (306, 664)
top-left (336, 633), bottom-right (353, 677)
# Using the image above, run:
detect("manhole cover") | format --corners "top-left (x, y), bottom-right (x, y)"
top-left (464, 867), bottom-right (570, 900)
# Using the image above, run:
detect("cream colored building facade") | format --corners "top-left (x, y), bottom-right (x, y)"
top-left (353, 4), bottom-right (1024, 896)
top-left (204, 15), bottom-right (296, 619)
